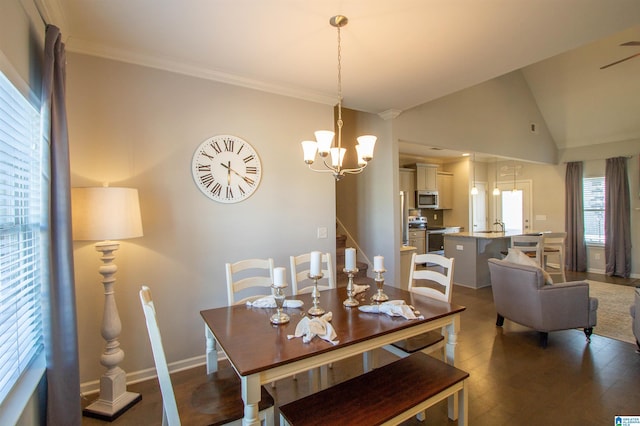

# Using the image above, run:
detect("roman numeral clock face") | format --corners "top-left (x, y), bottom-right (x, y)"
top-left (191, 135), bottom-right (262, 203)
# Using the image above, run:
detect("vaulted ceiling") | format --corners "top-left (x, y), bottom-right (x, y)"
top-left (41, 0), bottom-right (640, 151)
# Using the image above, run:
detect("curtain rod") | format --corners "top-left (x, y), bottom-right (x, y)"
top-left (564, 154), bottom-right (634, 164)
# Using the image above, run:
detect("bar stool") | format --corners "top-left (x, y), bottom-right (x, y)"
top-left (542, 232), bottom-right (567, 282)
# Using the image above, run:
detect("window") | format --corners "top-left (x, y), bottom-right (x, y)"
top-left (0, 70), bottom-right (44, 405)
top-left (583, 177), bottom-right (605, 244)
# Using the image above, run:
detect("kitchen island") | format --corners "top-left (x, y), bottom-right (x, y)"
top-left (444, 231), bottom-right (516, 288)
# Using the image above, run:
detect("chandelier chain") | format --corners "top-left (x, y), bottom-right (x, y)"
top-left (336, 25), bottom-right (343, 149)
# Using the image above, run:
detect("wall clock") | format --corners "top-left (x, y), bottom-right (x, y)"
top-left (191, 135), bottom-right (262, 203)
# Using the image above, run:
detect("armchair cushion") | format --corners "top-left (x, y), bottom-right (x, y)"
top-left (504, 248), bottom-right (553, 285)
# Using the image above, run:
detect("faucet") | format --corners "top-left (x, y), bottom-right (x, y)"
top-left (494, 220), bottom-right (505, 232)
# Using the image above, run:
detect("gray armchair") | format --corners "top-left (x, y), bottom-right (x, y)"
top-left (631, 287), bottom-right (640, 352)
top-left (488, 258), bottom-right (598, 348)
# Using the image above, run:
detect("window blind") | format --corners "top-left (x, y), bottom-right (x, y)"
top-left (0, 70), bottom-right (43, 404)
top-left (583, 177), bottom-right (605, 245)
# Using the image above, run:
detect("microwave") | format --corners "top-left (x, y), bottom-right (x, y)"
top-left (416, 190), bottom-right (439, 209)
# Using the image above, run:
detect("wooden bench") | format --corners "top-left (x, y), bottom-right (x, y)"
top-left (279, 352), bottom-right (469, 426)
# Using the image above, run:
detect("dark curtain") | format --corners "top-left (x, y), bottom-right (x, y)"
top-left (565, 161), bottom-right (587, 272)
top-left (42, 25), bottom-right (82, 425)
top-left (605, 157), bottom-right (631, 277)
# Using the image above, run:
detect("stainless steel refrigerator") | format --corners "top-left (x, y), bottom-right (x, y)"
top-left (400, 191), bottom-right (409, 245)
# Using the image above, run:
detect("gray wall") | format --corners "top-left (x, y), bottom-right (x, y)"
top-left (67, 53), bottom-right (337, 387)
top-left (394, 70), bottom-right (558, 164)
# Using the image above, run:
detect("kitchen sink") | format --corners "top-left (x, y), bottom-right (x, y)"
top-left (476, 230), bottom-right (505, 233)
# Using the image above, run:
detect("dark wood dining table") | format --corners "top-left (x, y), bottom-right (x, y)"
top-left (201, 285), bottom-right (466, 426)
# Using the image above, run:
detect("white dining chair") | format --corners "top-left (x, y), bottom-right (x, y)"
top-left (542, 232), bottom-right (567, 282)
top-left (226, 257), bottom-right (275, 305)
top-left (139, 286), bottom-right (275, 426)
top-left (510, 234), bottom-right (543, 266)
top-left (289, 252), bottom-right (335, 295)
top-left (385, 252), bottom-right (455, 360)
top-left (383, 252), bottom-right (455, 421)
top-left (205, 258), bottom-right (276, 375)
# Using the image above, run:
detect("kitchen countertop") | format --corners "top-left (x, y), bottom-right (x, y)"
top-left (447, 230), bottom-right (544, 239)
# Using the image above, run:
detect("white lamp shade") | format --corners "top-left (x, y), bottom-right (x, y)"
top-left (355, 144), bottom-right (367, 167)
top-left (330, 147), bottom-right (346, 167)
top-left (314, 130), bottom-right (334, 156)
top-left (72, 187), bottom-right (143, 241)
top-left (356, 135), bottom-right (376, 161)
top-left (301, 141), bottom-right (318, 164)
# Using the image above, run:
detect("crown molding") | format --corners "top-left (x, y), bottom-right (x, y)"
top-left (66, 38), bottom-right (337, 106)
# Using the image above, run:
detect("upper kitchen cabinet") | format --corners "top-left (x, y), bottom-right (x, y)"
top-left (399, 168), bottom-right (416, 209)
top-left (415, 163), bottom-right (438, 191)
top-left (437, 171), bottom-right (453, 209)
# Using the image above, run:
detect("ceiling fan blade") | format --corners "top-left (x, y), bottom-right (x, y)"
top-left (620, 41), bottom-right (640, 46)
top-left (600, 52), bottom-right (640, 69)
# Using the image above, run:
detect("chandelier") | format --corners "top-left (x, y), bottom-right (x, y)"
top-left (301, 15), bottom-right (377, 181)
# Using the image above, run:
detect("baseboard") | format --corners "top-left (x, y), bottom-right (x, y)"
top-left (587, 267), bottom-right (640, 279)
top-left (80, 351), bottom-right (228, 396)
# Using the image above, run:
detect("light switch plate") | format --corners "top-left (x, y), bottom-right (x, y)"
top-left (317, 227), bottom-right (328, 239)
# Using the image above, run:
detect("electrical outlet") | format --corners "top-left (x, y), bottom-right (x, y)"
top-left (456, 245), bottom-right (463, 251)
top-left (594, 253), bottom-right (601, 260)
top-left (317, 227), bottom-right (328, 239)
top-left (434, 213), bottom-right (438, 220)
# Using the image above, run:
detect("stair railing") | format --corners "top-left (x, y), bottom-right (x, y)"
top-left (336, 218), bottom-right (373, 275)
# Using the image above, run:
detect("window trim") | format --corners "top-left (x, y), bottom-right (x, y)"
top-left (0, 57), bottom-right (46, 422)
top-left (583, 176), bottom-right (605, 245)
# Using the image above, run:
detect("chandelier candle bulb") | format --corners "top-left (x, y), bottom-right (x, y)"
top-left (374, 256), bottom-right (384, 272)
top-left (273, 267), bottom-right (286, 287)
top-left (345, 248), bottom-right (356, 270)
top-left (310, 251), bottom-right (322, 276)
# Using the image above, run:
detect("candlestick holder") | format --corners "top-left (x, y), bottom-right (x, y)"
top-left (307, 273), bottom-right (325, 316)
top-left (371, 269), bottom-right (389, 303)
top-left (270, 285), bottom-right (290, 325)
top-left (343, 267), bottom-right (359, 307)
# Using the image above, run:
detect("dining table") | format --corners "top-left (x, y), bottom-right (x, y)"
top-left (201, 284), bottom-right (466, 426)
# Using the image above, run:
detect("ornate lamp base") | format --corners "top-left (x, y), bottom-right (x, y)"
top-left (82, 241), bottom-right (141, 421)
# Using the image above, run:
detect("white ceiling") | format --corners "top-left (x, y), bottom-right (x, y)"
top-left (41, 0), bottom-right (640, 154)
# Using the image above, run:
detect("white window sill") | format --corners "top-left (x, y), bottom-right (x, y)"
top-left (0, 351), bottom-right (45, 426)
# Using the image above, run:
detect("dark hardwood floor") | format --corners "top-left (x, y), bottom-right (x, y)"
top-left (82, 272), bottom-right (640, 426)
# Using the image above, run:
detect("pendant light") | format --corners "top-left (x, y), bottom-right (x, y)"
top-left (492, 158), bottom-right (500, 196)
top-left (300, 15), bottom-right (377, 181)
top-left (512, 160), bottom-right (518, 193)
top-left (470, 153), bottom-right (478, 195)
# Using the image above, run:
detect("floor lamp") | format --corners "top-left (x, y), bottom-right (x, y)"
top-left (72, 186), bottom-right (143, 421)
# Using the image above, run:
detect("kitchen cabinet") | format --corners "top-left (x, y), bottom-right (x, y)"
top-left (399, 168), bottom-right (416, 209)
top-left (415, 164), bottom-right (438, 191)
top-left (437, 172), bottom-right (453, 209)
top-left (408, 229), bottom-right (426, 255)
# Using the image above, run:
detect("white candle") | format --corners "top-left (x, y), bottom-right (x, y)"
top-left (345, 248), bottom-right (356, 270)
top-left (273, 267), bottom-right (286, 287)
top-left (374, 255), bottom-right (384, 271)
top-left (310, 251), bottom-right (322, 276)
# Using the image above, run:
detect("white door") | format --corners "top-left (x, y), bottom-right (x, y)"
top-left (496, 180), bottom-right (532, 233)
top-left (471, 182), bottom-right (488, 232)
